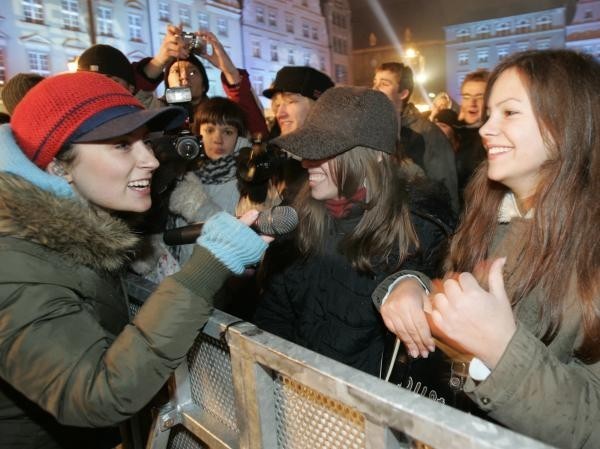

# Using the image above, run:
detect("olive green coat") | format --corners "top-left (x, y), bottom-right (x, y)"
top-left (0, 172), bottom-right (230, 448)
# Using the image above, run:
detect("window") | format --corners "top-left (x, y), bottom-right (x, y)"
top-left (458, 51), bottom-right (469, 66)
top-left (0, 48), bottom-right (5, 84)
top-left (286, 17), bottom-right (294, 33)
top-left (217, 18), bottom-right (228, 37)
top-left (256, 6), bottom-right (265, 24)
top-left (497, 46), bottom-right (509, 61)
top-left (537, 39), bottom-right (550, 50)
top-left (61, 0), bottom-right (79, 30)
top-left (517, 41), bottom-right (528, 52)
top-left (475, 25), bottom-right (491, 39)
top-left (270, 44), bottom-right (278, 62)
top-left (254, 75), bottom-right (264, 94)
top-left (158, 2), bottom-right (169, 22)
top-left (268, 10), bottom-right (277, 27)
top-left (333, 37), bottom-right (347, 55)
top-left (584, 9), bottom-right (593, 20)
top-left (22, 0), bottom-right (44, 24)
top-left (28, 50), bottom-right (50, 75)
top-left (535, 15), bottom-right (551, 31)
top-left (252, 40), bottom-right (261, 58)
top-left (179, 6), bottom-right (191, 26)
top-left (128, 13), bottom-right (142, 42)
top-left (476, 48), bottom-right (489, 64)
top-left (302, 0), bottom-right (308, 6)
top-left (198, 13), bottom-right (209, 31)
top-left (333, 12), bottom-right (347, 29)
top-left (456, 28), bottom-right (470, 42)
top-left (516, 19), bottom-right (530, 33)
top-left (304, 52), bottom-right (310, 65)
top-left (97, 6), bottom-right (113, 36)
top-left (319, 55), bottom-right (326, 71)
top-left (302, 22), bottom-right (309, 38)
top-left (288, 49), bottom-right (295, 64)
top-left (312, 26), bottom-right (318, 40)
top-left (335, 64), bottom-right (347, 83)
top-left (496, 22), bottom-right (510, 36)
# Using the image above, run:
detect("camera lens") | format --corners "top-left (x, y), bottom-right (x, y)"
top-left (176, 135), bottom-right (201, 160)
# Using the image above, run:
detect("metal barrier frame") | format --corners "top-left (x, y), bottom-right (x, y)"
top-left (126, 275), bottom-right (555, 449)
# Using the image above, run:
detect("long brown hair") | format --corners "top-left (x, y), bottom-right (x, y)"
top-left (449, 50), bottom-right (600, 362)
top-left (295, 147), bottom-right (418, 273)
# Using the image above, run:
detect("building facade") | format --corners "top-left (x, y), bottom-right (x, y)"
top-left (444, 7), bottom-right (566, 100)
top-left (566, 0), bottom-right (600, 57)
top-left (321, 0), bottom-right (352, 84)
top-left (240, 0), bottom-right (332, 108)
top-left (0, 0), bottom-right (343, 112)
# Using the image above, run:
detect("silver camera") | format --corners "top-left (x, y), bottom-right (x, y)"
top-left (165, 86), bottom-right (192, 104)
top-left (181, 32), bottom-right (205, 53)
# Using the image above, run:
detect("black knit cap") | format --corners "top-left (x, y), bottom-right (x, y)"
top-left (1, 73), bottom-right (45, 114)
top-left (263, 66), bottom-right (334, 100)
top-left (164, 54), bottom-right (209, 97)
top-left (77, 44), bottom-right (135, 88)
top-left (271, 87), bottom-right (397, 160)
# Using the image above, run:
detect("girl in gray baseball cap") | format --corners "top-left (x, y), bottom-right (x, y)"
top-left (254, 86), bottom-right (453, 375)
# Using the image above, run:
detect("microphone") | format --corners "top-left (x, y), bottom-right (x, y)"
top-left (163, 205), bottom-right (298, 245)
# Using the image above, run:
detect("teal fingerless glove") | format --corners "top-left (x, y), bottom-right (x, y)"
top-left (0, 124), bottom-right (73, 197)
top-left (197, 212), bottom-right (268, 274)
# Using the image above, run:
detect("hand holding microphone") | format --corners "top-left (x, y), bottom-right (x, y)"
top-left (163, 205), bottom-right (298, 245)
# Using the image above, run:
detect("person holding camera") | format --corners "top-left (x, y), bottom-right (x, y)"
top-left (157, 29), bottom-right (267, 138)
top-left (0, 71), bottom-right (271, 449)
top-left (77, 24), bottom-right (187, 106)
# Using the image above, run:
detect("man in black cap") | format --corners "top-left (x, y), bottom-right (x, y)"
top-left (77, 24), bottom-right (186, 105)
top-left (263, 66), bottom-right (334, 136)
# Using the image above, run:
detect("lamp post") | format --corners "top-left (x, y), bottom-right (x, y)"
top-left (86, 0), bottom-right (96, 46)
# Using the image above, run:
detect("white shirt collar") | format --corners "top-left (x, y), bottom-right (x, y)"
top-left (498, 192), bottom-right (534, 223)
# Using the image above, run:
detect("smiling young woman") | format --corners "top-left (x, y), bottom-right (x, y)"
top-left (378, 50), bottom-right (600, 449)
top-left (0, 71), bottom-right (269, 449)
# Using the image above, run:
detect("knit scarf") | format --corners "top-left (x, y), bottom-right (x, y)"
top-left (325, 187), bottom-right (367, 219)
top-left (196, 153), bottom-right (237, 185)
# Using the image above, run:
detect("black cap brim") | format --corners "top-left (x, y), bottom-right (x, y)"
top-left (72, 106), bottom-right (187, 143)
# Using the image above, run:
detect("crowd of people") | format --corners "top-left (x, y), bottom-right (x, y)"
top-left (0, 23), bottom-right (598, 449)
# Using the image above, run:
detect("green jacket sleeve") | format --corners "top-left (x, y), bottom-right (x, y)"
top-left (0, 246), bottom-right (229, 427)
top-left (463, 322), bottom-right (600, 449)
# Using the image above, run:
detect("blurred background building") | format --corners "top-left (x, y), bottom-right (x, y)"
top-left (0, 0), bottom-right (599, 113)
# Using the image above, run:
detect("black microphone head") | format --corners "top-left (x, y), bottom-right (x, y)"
top-left (255, 206), bottom-right (298, 235)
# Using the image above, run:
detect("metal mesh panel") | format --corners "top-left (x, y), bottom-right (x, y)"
top-left (273, 373), bottom-right (366, 449)
top-left (168, 425), bottom-right (207, 449)
top-left (186, 334), bottom-right (239, 433)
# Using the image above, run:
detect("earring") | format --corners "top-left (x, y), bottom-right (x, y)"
top-left (52, 163), bottom-right (66, 177)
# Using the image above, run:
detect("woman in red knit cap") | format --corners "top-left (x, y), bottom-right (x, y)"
top-left (0, 72), bottom-right (269, 449)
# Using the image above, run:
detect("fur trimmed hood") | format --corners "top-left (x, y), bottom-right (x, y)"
top-left (0, 172), bottom-right (139, 272)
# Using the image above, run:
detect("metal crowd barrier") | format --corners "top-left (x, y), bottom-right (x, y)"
top-left (125, 274), bottom-right (556, 449)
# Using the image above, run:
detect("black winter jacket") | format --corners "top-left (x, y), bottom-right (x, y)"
top-left (254, 183), bottom-right (453, 376)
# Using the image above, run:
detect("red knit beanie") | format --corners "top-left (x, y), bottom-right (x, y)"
top-left (11, 72), bottom-right (143, 169)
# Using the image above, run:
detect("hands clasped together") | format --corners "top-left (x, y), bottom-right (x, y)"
top-left (381, 258), bottom-right (517, 369)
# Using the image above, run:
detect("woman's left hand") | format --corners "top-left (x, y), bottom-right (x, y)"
top-left (429, 257), bottom-right (517, 368)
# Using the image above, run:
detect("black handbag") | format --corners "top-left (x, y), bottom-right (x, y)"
top-left (380, 331), bottom-right (480, 414)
